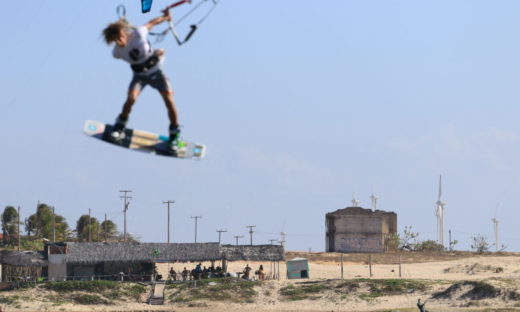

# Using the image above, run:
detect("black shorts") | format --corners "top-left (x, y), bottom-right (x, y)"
top-left (129, 70), bottom-right (173, 93)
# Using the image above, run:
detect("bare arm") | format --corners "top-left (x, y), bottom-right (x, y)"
top-left (145, 9), bottom-right (171, 31)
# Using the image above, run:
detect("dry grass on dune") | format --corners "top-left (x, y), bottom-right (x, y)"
top-left (286, 250), bottom-right (520, 264)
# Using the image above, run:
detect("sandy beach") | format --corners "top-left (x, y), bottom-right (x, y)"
top-left (1, 251), bottom-right (520, 312)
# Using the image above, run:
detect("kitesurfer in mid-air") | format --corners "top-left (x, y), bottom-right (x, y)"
top-left (102, 9), bottom-right (180, 151)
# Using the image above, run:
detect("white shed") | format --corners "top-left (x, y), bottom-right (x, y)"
top-left (286, 258), bottom-right (309, 279)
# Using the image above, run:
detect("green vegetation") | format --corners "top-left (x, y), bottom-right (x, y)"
top-left (471, 234), bottom-right (491, 253)
top-left (279, 283), bottom-right (331, 301)
top-left (44, 295), bottom-right (66, 306)
top-left (2, 206), bottom-right (20, 247)
top-left (44, 280), bottom-right (120, 292)
top-left (0, 202), bottom-right (120, 246)
top-left (41, 280), bottom-right (148, 305)
top-left (124, 283), bottom-right (147, 301)
top-left (358, 279), bottom-right (427, 301)
top-left (415, 240), bottom-right (445, 252)
top-left (72, 294), bottom-right (109, 305)
top-left (104, 290), bottom-right (121, 300)
top-left (465, 281), bottom-right (500, 299)
top-left (0, 295), bottom-right (20, 305)
top-left (279, 279), bottom-right (428, 302)
top-left (168, 278), bottom-right (259, 303)
top-left (433, 281), bottom-right (500, 300)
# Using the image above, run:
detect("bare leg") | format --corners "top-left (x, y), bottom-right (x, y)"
top-left (121, 89), bottom-right (141, 120)
top-left (160, 90), bottom-right (179, 127)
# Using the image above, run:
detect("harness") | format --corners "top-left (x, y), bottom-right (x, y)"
top-left (130, 55), bottom-right (159, 73)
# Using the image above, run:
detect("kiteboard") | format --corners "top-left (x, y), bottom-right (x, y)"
top-left (83, 120), bottom-right (206, 159)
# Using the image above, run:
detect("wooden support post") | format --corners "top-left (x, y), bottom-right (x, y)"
top-left (340, 254), bottom-right (344, 279)
top-left (222, 258), bottom-right (228, 273)
top-left (369, 255), bottom-right (373, 277)
top-left (399, 255), bottom-right (402, 278)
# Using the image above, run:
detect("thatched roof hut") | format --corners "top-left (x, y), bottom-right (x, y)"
top-left (0, 250), bottom-right (47, 267)
top-left (221, 245), bottom-right (285, 261)
top-left (64, 242), bottom-right (222, 264)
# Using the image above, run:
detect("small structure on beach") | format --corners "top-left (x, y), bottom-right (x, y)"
top-left (0, 242), bottom-right (285, 282)
top-left (46, 242), bottom-right (285, 281)
top-left (326, 207), bottom-right (397, 253)
top-left (286, 258), bottom-right (309, 279)
top-left (0, 250), bottom-right (47, 282)
top-left (48, 242), bottom-right (223, 281)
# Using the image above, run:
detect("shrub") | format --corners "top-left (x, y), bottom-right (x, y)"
top-left (471, 234), bottom-right (490, 253)
top-left (72, 294), bottom-right (109, 305)
top-left (45, 280), bottom-right (119, 292)
top-left (415, 240), bottom-right (445, 252)
top-left (279, 283), bottom-right (330, 301)
top-left (0, 296), bottom-right (19, 305)
top-left (125, 284), bottom-right (147, 300)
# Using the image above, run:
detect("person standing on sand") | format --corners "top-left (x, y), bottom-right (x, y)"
top-left (417, 298), bottom-right (428, 312)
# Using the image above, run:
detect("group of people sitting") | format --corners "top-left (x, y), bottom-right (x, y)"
top-left (165, 263), bottom-right (267, 281)
top-left (168, 263), bottom-right (226, 281)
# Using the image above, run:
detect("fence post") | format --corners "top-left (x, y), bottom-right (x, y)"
top-left (399, 255), bottom-right (402, 278)
top-left (369, 255), bottom-right (373, 277)
top-left (340, 254), bottom-right (344, 279)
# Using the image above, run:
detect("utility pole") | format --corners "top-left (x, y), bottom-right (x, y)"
top-left (104, 213), bottom-right (108, 243)
top-left (279, 232), bottom-right (286, 247)
top-left (246, 225), bottom-right (256, 246)
top-left (216, 229), bottom-right (227, 244)
top-left (269, 239), bottom-right (277, 245)
top-left (17, 206), bottom-right (20, 251)
top-left (52, 206), bottom-right (56, 242)
top-left (88, 208), bottom-right (92, 242)
top-left (191, 216), bottom-right (202, 243)
top-left (163, 201), bottom-right (175, 243)
top-left (234, 235), bottom-right (244, 246)
top-left (120, 190), bottom-right (132, 242)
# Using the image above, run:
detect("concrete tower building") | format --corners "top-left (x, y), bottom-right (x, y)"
top-left (326, 207), bottom-right (397, 253)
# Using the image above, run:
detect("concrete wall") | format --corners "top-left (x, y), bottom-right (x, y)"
top-left (326, 207), bottom-right (397, 253)
top-left (48, 254), bottom-right (67, 281)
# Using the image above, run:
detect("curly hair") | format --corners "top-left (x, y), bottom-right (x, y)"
top-left (102, 20), bottom-right (130, 44)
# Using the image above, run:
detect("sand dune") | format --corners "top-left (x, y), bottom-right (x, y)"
top-left (3, 252), bottom-right (520, 312)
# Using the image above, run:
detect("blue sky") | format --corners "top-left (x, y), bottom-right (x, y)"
top-left (2, 0), bottom-right (520, 251)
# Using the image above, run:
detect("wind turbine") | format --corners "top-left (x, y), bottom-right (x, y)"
top-left (492, 210), bottom-right (499, 252)
top-left (435, 175), bottom-right (446, 247)
top-left (370, 193), bottom-right (379, 211)
top-left (351, 194), bottom-right (360, 207)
